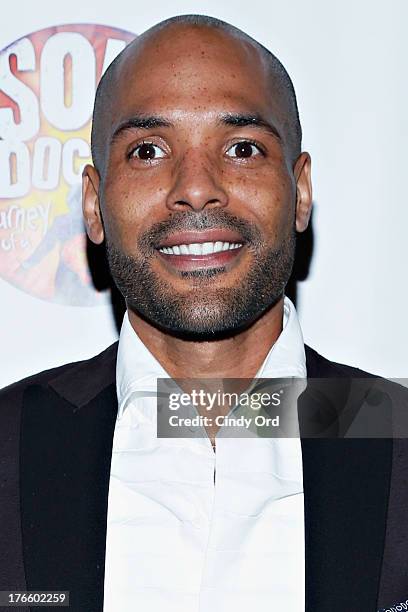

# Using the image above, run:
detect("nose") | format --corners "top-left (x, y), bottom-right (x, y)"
top-left (166, 150), bottom-right (228, 212)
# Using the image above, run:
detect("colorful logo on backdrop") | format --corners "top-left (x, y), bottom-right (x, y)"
top-left (0, 25), bottom-right (135, 305)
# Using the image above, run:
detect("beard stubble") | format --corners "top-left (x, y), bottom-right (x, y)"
top-left (105, 209), bottom-right (296, 340)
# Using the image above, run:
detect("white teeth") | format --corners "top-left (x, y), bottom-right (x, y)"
top-left (201, 242), bottom-right (214, 255)
top-left (189, 243), bottom-right (202, 255)
top-left (158, 241), bottom-right (243, 255)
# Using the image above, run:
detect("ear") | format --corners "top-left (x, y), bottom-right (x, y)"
top-left (82, 164), bottom-right (104, 244)
top-left (293, 152), bottom-right (312, 233)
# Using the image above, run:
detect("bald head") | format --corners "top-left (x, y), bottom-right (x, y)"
top-left (91, 15), bottom-right (302, 174)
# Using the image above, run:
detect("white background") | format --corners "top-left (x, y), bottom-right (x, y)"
top-left (1, 0), bottom-right (407, 386)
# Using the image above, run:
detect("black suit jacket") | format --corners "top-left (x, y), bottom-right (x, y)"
top-left (1, 342), bottom-right (407, 612)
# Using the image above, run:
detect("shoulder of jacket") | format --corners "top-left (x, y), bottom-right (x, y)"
top-left (304, 344), bottom-right (377, 378)
top-left (0, 341), bottom-right (119, 405)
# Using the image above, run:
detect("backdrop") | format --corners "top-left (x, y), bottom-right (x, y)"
top-left (1, 0), bottom-right (406, 387)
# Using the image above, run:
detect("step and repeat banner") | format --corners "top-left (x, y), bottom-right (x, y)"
top-left (0, 0), bottom-right (406, 386)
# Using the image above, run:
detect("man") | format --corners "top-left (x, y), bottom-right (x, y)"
top-left (1, 14), bottom-right (407, 612)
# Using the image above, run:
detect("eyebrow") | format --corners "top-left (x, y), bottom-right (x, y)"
top-left (110, 116), bottom-right (174, 145)
top-left (219, 113), bottom-right (282, 141)
top-left (110, 111), bottom-right (282, 145)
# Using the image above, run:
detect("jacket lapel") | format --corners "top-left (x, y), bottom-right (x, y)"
top-left (20, 344), bottom-right (118, 612)
top-left (303, 346), bottom-right (393, 612)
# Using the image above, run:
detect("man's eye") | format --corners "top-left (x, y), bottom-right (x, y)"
top-left (130, 142), bottom-right (166, 160)
top-left (225, 141), bottom-right (262, 159)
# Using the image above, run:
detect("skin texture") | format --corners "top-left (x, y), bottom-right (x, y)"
top-left (82, 23), bottom-right (313, 385)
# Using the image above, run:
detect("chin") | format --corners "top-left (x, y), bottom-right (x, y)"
top-left (134, 301), bottom-right (263, 341)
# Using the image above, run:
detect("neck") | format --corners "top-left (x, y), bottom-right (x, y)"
top-left (126, 297), bottom-right (285, 380)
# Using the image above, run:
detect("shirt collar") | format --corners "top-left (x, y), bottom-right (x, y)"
top-left (116, 296), bottom-right (305, 419)
top-left (116, 312), bottom-right (169, 418)
top-left (256, 296), bottom-right (306, 379)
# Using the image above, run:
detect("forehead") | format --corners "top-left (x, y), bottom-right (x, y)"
top-left (108, 26), bottom-right (285, 129)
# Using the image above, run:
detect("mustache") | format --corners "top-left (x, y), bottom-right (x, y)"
top-left (138, 209), bottom-right (263, 251)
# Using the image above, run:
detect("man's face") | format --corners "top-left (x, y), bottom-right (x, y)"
top-left (84, 25), bottom-right (312, 339)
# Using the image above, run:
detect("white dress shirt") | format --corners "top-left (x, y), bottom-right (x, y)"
top-left (103, 296), bottom-right (306, 611)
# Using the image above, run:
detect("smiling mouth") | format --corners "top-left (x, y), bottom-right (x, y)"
top-left (155, 231), bottom-right (246, 272)
top-left (158, 240), bottom-right (242, 256)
